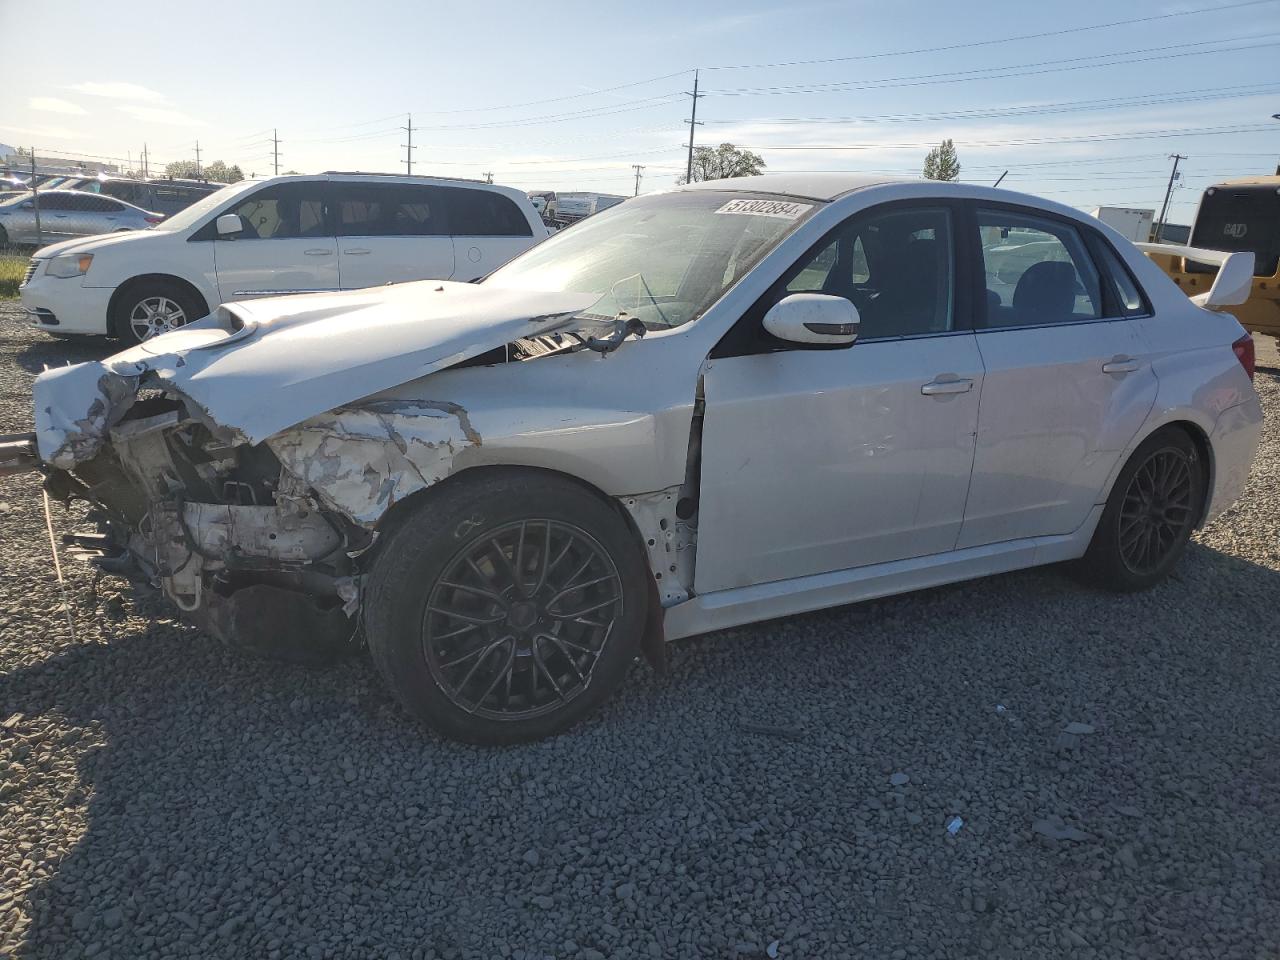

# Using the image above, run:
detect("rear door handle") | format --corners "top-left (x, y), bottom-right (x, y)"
top-left (304, 248), bottom-right (333, 256)
top-left (1102, 357), bottom-right (1139, 374)
top-left (342, 248), bottom-right (372, 255)
top-left (921, 376), bottom-right (974, 396)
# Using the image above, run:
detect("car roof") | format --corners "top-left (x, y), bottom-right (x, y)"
top-left (675, 172), bottom-right (904, 202)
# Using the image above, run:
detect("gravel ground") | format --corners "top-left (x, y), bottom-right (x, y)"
top-left (2, 301), bottom-right (1279, 960)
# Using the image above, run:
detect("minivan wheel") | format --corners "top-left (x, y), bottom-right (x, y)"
top-left (364, 470), bottom-right (650, 744)
top-left (113, 280), bottom-right (203, 344)
top-left (1079, 427), bottom-right (1205, 592)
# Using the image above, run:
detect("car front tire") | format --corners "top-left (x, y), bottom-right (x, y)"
top-left (112, 280), bottom-right (203, 345)
top-left (364, 469), bottom-right (650, 744)
top-left (1079, 426), bottom-right (1206, 592)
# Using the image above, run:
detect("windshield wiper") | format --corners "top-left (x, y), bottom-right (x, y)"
top-left (577, 312), bottom-right (647, 355)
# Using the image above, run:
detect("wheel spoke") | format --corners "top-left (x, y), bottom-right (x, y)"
top-left (439, 578), bottom-right (506, 604)
top-left (546, 573), bottom-right (616, 608)
top-left (426, 605), bottom-right (504, 626)
top-left (531, 637), bottom-right (569, 702)
top-left (463, 640), bottom-right (517, 714)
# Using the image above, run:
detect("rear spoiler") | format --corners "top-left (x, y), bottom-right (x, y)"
top-left (1135, 243), bottom-right (1255, 310)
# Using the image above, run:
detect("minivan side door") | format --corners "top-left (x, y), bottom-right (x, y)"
top-left (442, 186), bottom-right (536, 280)
top-left (211, 182), bottom-right (339, 301)
top-left (956, 204), bottom-right (1158, 548)
top-left (333, 182), bottom-right (454, 289)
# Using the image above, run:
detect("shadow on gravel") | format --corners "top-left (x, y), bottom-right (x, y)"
top-left (13, 335), bottom-right (116, 376)
top-left (5, 540), bottom-right (1280, 959)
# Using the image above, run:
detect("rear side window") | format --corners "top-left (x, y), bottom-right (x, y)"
top-left (1088, 238), bottom-right (1149, 317)
top-left (977, 208), bottom-right (1103, 327)
top-left (446, 188), bottom-right (532, 237)
top-left (36, 194), bottom-right (71, 211)
top-left (335, 183), bottom-right (447, 237)
top-left (101, 182), bottom-right (143, 205)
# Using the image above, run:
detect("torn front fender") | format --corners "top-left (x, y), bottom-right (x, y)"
top-left (32, 362), bottom-right (140, 469)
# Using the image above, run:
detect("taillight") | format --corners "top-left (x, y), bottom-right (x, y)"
top-left (1232, 333), bottom-right (1255, 381)
top-left (144, 215), bottom-right (163, 225)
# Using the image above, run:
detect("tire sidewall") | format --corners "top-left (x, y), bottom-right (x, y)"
top-left (364, 471), bottom-right (650, 744)
top-left (113, 281), bottom-right (202, 345)
top-left (1087, 428), bottom-right (1204, 591)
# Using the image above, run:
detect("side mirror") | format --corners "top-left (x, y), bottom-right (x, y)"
top-left (763, 293), bottom-right (860, 347)
top-left (215, 213), bottom-right (244, 238)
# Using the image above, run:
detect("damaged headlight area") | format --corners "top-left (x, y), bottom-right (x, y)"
top-left (46, 394), bottom-right (372, 663)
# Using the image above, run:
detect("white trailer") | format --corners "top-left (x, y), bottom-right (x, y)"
top-left (1090, 206), bottom-right (1155, 243)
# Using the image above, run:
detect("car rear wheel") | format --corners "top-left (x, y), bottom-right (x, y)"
top-left (113, 280), bottom-right (203, 344)
top-left (364, 469), bottom-right (649, 744)
top-left (1079, 427), bottom-right (1205, 592)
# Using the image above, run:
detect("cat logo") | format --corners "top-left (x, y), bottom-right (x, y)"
top-left (1223, 223), bottom-right (1249, 239)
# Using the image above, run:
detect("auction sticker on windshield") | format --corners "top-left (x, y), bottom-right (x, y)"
top-left (716, 199), bottom-right (814, 219)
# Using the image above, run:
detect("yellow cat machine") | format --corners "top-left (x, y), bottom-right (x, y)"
top-left (1145, 175), bottom-right (1280, 341)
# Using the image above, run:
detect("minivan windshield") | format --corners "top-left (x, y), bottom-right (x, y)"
top-left (485, 191), bottom-right (823, 329)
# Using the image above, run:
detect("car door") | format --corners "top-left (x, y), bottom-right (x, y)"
top-left (213, 181), bottom-right (338, 301)
top-left (35, 194), bottom-right (77, 239)
top-left (334, 181), bottom-right (454, 288)
top-left (444, 186), bottom-right (537, 280)
top-left (695, 202), bottom-right (984, 594)
top-left (956, 204), bottom-right (1158, 548)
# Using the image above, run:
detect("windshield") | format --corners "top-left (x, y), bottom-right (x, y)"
top-left (150, 181), bottom-right (242, 232)
top-left (485, 191), bottom-right (823, 329)
top-left (1190, 183), bottom-right (1280, 277)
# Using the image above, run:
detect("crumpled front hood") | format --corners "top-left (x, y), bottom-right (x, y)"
top-left (32, 280), bottom-right (599, 466)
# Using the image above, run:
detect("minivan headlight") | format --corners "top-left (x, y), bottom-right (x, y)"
top-left (45, 254), bottom-right (93, 279)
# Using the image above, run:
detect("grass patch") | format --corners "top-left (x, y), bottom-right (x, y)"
top-left (0, 252), bottom-right (28, 300)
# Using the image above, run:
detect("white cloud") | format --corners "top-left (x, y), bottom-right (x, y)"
top-left (69, 82), bottom-right (166, 102)
top-left (29, 97), bottom-right (87, 116)
top-left (117, 105), bottom-right (203, 127)
top-left (0, 122), bottom-right (78, 140)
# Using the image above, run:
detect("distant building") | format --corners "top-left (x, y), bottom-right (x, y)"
top-left (0, 149), bottom-right (120, 178)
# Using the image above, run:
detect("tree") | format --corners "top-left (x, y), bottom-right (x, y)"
top-left (922, 139), bottom-right (961, 181)
top-left (678, 143), bottom-right (766, 184)
top-left (164, 159), bottom-right (243, 183)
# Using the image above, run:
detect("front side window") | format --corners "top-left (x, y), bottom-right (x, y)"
top-left (447, 188), bottom-right (532, 237)
top-left (486, 191), bottom-right (822, 329)
top-left (784, 206), bottom-right (955, 339)
top-left (225, 184), bottom-right (329, 240)
top-left (335, 183), bottom-right (446, 237)
top-left (978, 209), bottom-right (1103, 326)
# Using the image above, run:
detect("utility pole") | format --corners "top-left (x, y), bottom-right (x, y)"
top-left (632, 163), bottom-right (645, 196)
top-left (141, 144), bottom-right (148, 179)
top-left (684, 69), bottom-right (704, 184)
top-left (482, 171), bottom-right (494, 184)
top-left (194, 140), bottom-right (202, 177)
top-left (271, 129), bottom-right (281, 176)
top-left (1155, 153), bottom-right (1186, 243)
top-left (401, 114), bottom-right (417, 175)
top-left (29, 147), bottom-right (41, 246)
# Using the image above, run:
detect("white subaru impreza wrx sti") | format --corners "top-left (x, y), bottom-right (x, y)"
top-left (1, 173), bottom-right (1262, 744)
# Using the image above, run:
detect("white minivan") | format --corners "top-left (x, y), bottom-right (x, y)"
top-left (18, 173), bottom-right (551, 343)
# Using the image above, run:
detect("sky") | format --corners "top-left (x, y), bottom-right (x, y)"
top-left (2, 0), bottom-right (1279, 221)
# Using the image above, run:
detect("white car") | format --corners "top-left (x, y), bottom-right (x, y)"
top-left (17, 173), bottom-right (549, 344)
top-left (3, 174), bottom-right (1262, 745)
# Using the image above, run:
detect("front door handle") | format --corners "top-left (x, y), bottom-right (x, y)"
top-left (921, 376), bottom-right (974, 396)
top-left (1102, 356), bottom-right (1139, 374)
top-left (303, 248), bottom-right (333, 256)
top-left (343, 248), bottom-right (372, 255)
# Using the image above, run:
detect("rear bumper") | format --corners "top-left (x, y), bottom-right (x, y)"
top-left (1205, 396), bottom-right (1264, 524)
top-left (19, 273), bottom-right (115, 336)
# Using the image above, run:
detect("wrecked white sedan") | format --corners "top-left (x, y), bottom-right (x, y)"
top-left (1, 174), bottom-right (1263, 744)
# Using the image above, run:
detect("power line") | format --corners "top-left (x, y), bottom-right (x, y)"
top-left (738, 123), bottom-right (1279, 152)
top-left (702, 83), bottom-right (1280, 127)
top-left (708, 35), bottom-right (1280, 98)
top-left (702, 0), bottom-right (1280, 71)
